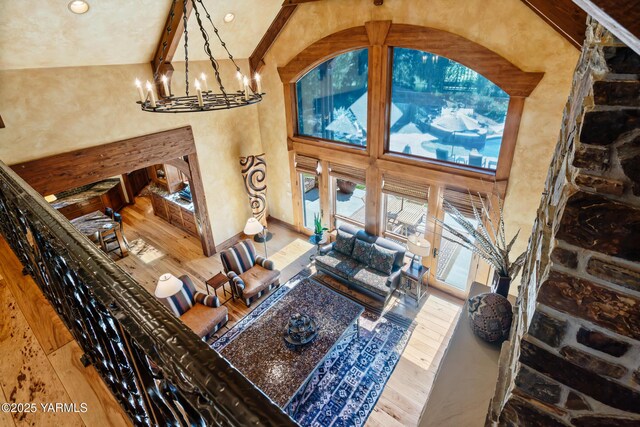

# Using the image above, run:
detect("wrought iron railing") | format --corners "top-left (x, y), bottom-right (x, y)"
top-left (0, 160), bottom-right (296, 427)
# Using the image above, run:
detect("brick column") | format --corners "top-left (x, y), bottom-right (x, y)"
top-left (489, 20), bottom-right (640, 426)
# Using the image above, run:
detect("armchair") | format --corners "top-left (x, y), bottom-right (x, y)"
top-left (220, 239), bottom-right (281, 307)
top-left (157, 274), bottom-right (228, 340)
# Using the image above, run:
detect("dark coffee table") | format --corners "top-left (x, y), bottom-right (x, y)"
top-left (219, 278), bottom-right (363, 413)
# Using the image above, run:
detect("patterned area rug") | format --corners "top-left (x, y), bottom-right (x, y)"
top-left (211, 272), bottom-right (414, 427)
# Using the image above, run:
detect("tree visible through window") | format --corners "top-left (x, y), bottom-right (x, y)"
top-left (389, 48), bottom-right (509, 171)
top-left (296, 49), bottom-right (369, 147)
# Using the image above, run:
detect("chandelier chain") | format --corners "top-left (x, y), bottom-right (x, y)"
top-left (196, 0), bottom-right (242, 72)
top-left (191, 0), bottom-right (228, 100)
top-left (183, 0), bottom-right (190, 96)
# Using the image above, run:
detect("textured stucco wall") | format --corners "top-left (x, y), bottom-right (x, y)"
top-left (0, 59), bottom-right (262, 244)
top-left (256, 0), bottom-right (580, 263)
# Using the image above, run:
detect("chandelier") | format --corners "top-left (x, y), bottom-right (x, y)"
top-left (134, 0), bottom-right (263, 113)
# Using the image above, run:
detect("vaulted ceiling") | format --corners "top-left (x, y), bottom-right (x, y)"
top-left (0, 0), bottom-right (282, 71)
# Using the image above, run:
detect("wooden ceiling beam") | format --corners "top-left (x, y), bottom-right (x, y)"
top-left (520, 0), bottom-right (587, 49)
top-left (150, 0), bottom-right (193, 83)
top-left (574, 0), bottom-right (640, 55)
top-left (282, 0), bottom-right (321, 6)
top-left (250, 0), bottom-right (323, 74)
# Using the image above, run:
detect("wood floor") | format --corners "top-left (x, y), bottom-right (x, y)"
top-left (0, 195), bottom-right (463, 427)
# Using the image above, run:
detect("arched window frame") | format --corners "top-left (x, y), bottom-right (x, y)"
top-left (278, 21), bottom-right (543, 236)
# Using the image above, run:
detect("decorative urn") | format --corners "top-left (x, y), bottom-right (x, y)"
top-left (284, 313), bottom-right (318, 347)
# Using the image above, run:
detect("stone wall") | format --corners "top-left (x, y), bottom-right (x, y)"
top-left (489, 20), bottom-right (640, 426)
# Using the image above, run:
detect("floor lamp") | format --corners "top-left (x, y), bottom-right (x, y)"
top-left (244, 217), bottom-right (268, 258)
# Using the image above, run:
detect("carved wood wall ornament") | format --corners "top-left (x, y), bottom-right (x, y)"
top-left (240, 153), bottom-right (269, 227)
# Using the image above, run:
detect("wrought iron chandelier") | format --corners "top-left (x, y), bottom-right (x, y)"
top-left (134, 0), bottom-right (263, 113)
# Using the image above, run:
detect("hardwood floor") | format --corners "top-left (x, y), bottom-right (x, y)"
top-left (0, 239), bottom-right (130, 427)
top-left (0, 195), bottom-right (463, 426)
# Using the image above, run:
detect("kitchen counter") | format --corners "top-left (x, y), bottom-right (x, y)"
top-left (148, 183), bottom-right (198, 236)
top-left (51, 179), bottom-right (126, 220)
top-left (51, 179), bottom-right (122, 209)
top-left (148, 183), bottom-right (194, 212)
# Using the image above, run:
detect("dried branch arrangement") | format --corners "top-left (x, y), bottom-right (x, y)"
top-left (435, 195), bottom-right (526, 279)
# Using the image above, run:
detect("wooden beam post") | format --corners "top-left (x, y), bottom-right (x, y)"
top-left (184, 153), bottom-right (216, 256)
top-left (151, 1), bottom-right (193, 81)
top-left (249, 6), bottom-right (299, 75)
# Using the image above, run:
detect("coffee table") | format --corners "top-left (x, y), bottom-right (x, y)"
top-left (219, 278), bottom-right (363, 414)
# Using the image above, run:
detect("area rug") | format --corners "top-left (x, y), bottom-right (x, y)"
top-left (128, 238), bottom-right (164, 263)
top-left (211, 272), bottom-right (414, 427)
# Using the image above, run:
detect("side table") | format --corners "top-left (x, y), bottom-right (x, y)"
top-left (206, 272), bottom-right (234, 304)
top-left (308, 234), bottom-right (328, 260)
top-left (401, 264), bottom-right (429, 306)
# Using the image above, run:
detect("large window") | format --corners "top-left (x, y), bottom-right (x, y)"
top-left (296, 49), bottom-right (369, 147)
top-left (389, 48), bottom-right (509, 171)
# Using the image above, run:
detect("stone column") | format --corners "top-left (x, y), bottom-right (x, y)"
top-left (489, 20), bottom-right (640, 426)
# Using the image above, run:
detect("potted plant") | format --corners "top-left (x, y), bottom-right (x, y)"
top-left (434, 195), bottom-right (526, 297)
top-left (313, 212), bottom-right (328, 242)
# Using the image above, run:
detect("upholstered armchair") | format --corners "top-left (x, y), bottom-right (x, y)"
top-left (220, 239), bottom-right (281, 307)
top-left (157, 275), bottom-right (228, 340)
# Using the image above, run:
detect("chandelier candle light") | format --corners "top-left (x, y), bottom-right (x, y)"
top-left (133, 0), bottom-right (264, 113)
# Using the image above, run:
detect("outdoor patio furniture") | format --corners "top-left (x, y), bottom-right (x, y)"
top-left (469, 151), bottom-right (484, 167)
top-left (436, 148), bottom-right (450, 161)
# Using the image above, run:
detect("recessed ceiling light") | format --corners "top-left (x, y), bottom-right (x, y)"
top-left (223, 13), bottom-right (235, 23)
top-left (68, 1), bottom-right (90, 15)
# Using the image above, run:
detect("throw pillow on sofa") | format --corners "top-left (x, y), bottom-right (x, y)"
top-left (368, 244), bottom-right (396, 275)
top-left (352, 239), bottom-right (373, 264)
top-left (335, 230), bottom-right (356, 255)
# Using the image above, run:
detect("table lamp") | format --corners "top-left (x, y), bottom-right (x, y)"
top-left (407, 235), bottom-right (431, 270)
top-left (244, 217), bottom-right (268, 257)
top-left (155, 273), bottom-right (183, 298)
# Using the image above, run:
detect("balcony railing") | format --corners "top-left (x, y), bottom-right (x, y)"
top-left (0, 160), bottom-right (296, 426)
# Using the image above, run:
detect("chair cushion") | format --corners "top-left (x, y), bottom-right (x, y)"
top-left (351, 267), bottom-right (391, 297)
top-left (334, 230), bottom-right (356, 256)
top-left (180, 304), bottom-right (228, 339)
top-left (368, 244), bottom-right (396, 275)
top-left (316, 251), bottom-right (360, 278)
top-left (352, 239), bottom-right (373, 265)
top-left (195, 291), bottom-right (220, 308)
top-left (220, 240), bottom-right (257, 274)
top-left (161, 279), bottom-right (196, 317)
top-left (239, 265), bottom-right (280, 299)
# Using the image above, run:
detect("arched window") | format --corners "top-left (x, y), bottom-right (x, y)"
top-left (296, 49), bottom-right (369, 147)
top-left (389, 48), bottom-right (509, 171)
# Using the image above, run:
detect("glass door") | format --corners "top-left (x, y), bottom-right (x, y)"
top-left (300, 173), bottom-right (321, 231)
top-left (428, 205), bottom-right (480, 298)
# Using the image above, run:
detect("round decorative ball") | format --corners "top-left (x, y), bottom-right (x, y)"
top-left (468, 292), bottom-right (513, 343)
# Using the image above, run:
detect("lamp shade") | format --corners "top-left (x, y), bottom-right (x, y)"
top-left (407, 235), bottom-right (431, 257)
top-left (243, 217), bottom-right (264, 236)
top-left (155, 273), bottom-right (183, 298)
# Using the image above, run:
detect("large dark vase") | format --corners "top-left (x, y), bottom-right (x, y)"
top-left (468, 293), bottom-right (513, 343)
top-left (337, 179), bottom-right (356, 194)
top-left (491, 272), bottom-right (512, 297)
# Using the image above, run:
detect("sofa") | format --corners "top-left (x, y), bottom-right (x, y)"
top-left (315, 224), bottom-right (406, 304)
top-left (158, 275), bottom-right (228, 340)
top-left (220, 239), bottom-right (281, 307)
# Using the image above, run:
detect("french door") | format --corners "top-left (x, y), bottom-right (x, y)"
top-left (424, 187), bottom-right (488, 299)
